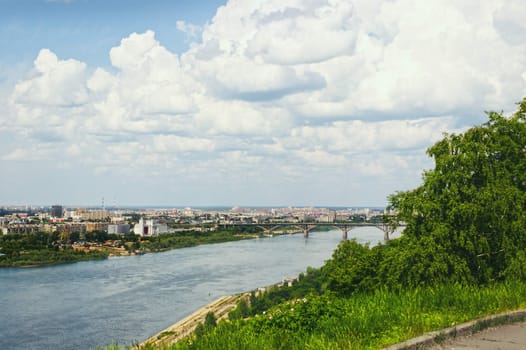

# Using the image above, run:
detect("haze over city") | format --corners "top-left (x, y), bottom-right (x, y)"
top-left (1, 0), bottom-right (526, 207)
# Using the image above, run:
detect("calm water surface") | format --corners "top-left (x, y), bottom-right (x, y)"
top-left (0, 228), bottom-right (386, 350)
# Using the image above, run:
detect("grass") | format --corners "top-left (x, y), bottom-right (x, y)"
top-left (152, 280), bottom-right (526, 350)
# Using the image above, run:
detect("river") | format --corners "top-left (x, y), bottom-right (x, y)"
top-left (0, 228), bottom-right (386, 350)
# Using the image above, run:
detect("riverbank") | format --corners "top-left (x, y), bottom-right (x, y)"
top-left (141, 281), bottom-right (526, 350)
top-left (0, 248), bottom-right (109, 268)
top-left (138, 277), bottom-right (294, 349)
top-left (142, 305), bottom-right (526, 350)
top-left (140, 294), bottom-right (249, 349)
top-left (0, 231), bottom-right (260, 268)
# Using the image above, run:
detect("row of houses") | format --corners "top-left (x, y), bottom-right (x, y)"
top-left (1, 219), bottom-right (168, 237)
top-left (1, 222), bottom-right (116, 235)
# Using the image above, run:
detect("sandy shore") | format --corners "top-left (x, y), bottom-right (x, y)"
top-left (139, 293), bottom-right (249, 349)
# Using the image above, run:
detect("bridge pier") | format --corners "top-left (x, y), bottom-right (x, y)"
top-left (340, 227), bottom-right (350, 240)
top-left (303, 228), bottom-right (309, 238)
top-left (263, 228), bottom-right (272, 237)
top-left (379, 224), bottom-right (392, 241)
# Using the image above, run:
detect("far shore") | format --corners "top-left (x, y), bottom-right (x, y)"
top-left (1, 232), bottom-right (265, 268)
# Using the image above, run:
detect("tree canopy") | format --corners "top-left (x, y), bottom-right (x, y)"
top-left (323, 99), bottom-right (526, 292)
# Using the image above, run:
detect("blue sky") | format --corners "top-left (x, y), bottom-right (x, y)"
top-left (1, 0), bottom-right (526, 207)
top-left (0, 0), bottom-right (225, 67)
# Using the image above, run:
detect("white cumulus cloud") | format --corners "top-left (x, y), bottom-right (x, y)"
top-left (10, 49), bottom-right (88, 108)
top-left (3, 0), bottom-right (526, 205)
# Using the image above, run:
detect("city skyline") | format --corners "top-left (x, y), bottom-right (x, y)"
top-left (1, 0), bottom-right (526, 207)
top-left (1, 203), bottom-right (387, 211)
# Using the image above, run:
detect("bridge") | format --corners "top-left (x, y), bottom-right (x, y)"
top-left (220, 222), bottom-right (404, 241)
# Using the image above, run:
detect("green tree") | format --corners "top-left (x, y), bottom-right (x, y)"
top-left (323, 240), bottom-right (372, 294)
top-left (70, 231), bottom-right (80, 243)
top-left (388, 100), bottom-right (526, 285)
top-left (229, 299), bottom-right (250, 320)
top-left (320, 99), bottom-right (525, 293)
top-left (194, 322), bottom-right (205, 338)
top-left (204, 311), bottom-right (217, 328)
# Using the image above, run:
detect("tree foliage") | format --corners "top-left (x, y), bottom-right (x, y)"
top-left (204, 312), bottom-right (217, 328)
top-left (390, 104), bottom-right (525, 284)
top-left (322, 100), bottom-right (526, 293)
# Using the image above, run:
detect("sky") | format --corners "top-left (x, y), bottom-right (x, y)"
top-left (1, 0), bottom-right (525, 208)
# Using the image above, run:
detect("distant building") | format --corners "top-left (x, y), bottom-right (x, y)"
top-left (108, 224), bottom-right (131, 235)
top-left (73, 208), bottom-right (109, 221)
top-left (316, 214), bottom-right (332, 223)
top-left (133, 218), bottom-right (168, 236)
top-left (51, 205), bottom-right (63, 218)
top-left (85, 223), bottom-right (109, 232)
top-left (64, 210), bottom-right (76, 219)
top-left (65, 223), bottom-right (86, 236)
top-left (1, 223), bottom-right (41, 234)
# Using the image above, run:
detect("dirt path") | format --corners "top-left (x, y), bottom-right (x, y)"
top-left (139, 293), bottom-right (249, 349)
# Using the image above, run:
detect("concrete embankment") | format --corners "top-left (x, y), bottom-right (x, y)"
top-left (139, 293), bottom-right (249, 349)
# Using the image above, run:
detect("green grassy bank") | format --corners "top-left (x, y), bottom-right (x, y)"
top-left (168, 281), bottom-right (526, 350)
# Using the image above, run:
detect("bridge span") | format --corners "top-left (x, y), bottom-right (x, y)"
top-left (221, 222), bottom-right (403, 241)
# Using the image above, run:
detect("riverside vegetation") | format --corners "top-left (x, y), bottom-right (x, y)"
top-left (0, 227), bottom-right (262, 267)
top-left (115, 100), bottom-right (526, 350)
top-left (0, 231), bottom-right (109, 267)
